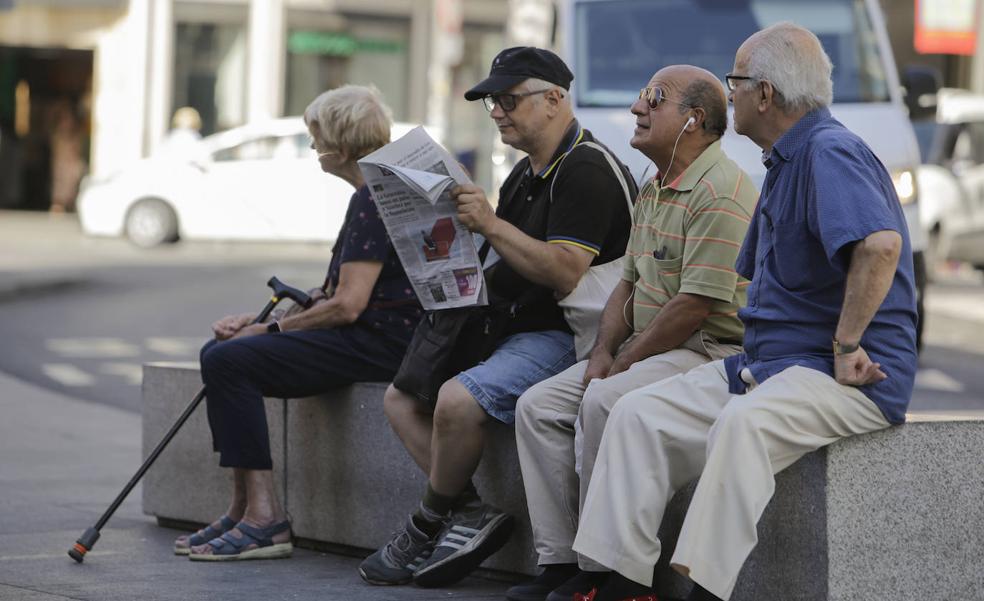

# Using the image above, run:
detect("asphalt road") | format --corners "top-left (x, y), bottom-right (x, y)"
top-left (0, 261), bottom-right (326, 411)
top-left (0, 211), bottom-right (329, 411)
top-left (1, 210), bottom-right (984, 415)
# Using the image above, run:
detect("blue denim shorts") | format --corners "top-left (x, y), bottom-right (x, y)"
top-left (456, 329), bottom-right (575, 424)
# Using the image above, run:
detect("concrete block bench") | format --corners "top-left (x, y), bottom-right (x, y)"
top-left (141, 362), bottom-right (536, 575)
top-left (143, 362), bottom-right (984, 599)
top-left (656, 412), bottom-right (984, 600)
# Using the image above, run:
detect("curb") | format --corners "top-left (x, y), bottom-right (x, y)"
top-left (0, 274), bottom-right (88, 302)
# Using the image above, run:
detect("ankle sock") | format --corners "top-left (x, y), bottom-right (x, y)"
top-left (412, 482), bottom-right (461, 537)
top-left (594, 572), bottom-right (657, 601)
top-left (411, 502), bottom-right (447, 538)
top-left (686, 582), bottom-right (724, 601)
top-left (537, 562), bottom-right (579, 585)
top-left (456, 480), bottom-right (480, 508)
top-left (556, 569), bottom-right (610, 594)
top-left (422, 482), bottom-right (459, 515)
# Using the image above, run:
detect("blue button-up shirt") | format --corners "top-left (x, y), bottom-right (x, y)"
top-left (724, 108), bottom-right (917, 424)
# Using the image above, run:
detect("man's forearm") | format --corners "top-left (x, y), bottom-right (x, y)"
top-left (835, 230), bottom-right (902, 345)
top-left (616, 292), bottom-right (712, 363)
top-left (592, 279), bottom-right (635, 355)
top-left (483, 217), bottom-right (588, 295)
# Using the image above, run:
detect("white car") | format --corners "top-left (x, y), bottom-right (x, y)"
top-left (913, 88), bottom-right (984, 276)
top-left (78, 118), bottom-right (428, 247)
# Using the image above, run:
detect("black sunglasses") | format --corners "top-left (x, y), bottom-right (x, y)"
top-left (638, 86), bottom-right (692, 110)
top-left (482, 89), bottom-right (551, 112)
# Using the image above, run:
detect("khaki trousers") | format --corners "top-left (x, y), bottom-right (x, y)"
top-left (515, 333), bottom-right (737, 568)
top-left (572, 360), bottom-right (891, 600)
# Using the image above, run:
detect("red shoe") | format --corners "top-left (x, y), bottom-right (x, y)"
top-left (573, 588), bottom-right (597, 601)
top-left (573, 588), bottom-right (658, 601)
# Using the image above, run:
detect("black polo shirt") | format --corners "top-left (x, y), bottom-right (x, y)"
top-left (486, 120), bottom-right (635, 334)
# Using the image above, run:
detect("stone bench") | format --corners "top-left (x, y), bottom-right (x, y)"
top-left (141, 362), bottom-right (536, 576)
top-left (143, 362), bottom-right (984, 599)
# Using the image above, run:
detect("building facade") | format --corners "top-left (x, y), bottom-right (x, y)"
top-left (0, 0), bottom-right (513, 210)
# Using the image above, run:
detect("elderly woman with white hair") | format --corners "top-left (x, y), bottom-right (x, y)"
top-left (173, 85), bottom-right (422, 561)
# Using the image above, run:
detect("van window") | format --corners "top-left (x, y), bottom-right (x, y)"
top-left (573, 0), bottom-right (890, 107)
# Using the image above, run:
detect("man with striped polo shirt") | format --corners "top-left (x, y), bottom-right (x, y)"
top-left (509, 65), bottom-right (757, 601)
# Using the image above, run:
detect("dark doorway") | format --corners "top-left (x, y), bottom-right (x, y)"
top-left (0, 46), bottom-right (93, 212)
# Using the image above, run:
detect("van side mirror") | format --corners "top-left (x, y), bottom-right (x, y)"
top-left (902, 65), bottom-right (941, 120)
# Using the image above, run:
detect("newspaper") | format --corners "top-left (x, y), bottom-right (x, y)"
top-left (358, 126), bottom-right (487, 310)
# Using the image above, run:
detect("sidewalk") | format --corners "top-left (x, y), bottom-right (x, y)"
top-left (0, 370), bottom-right (512, 600)
top-left (0, 210), bottom-right (334, 300)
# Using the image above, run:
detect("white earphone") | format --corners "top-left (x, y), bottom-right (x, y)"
top-left (664, 115), bottom-right (697, 180)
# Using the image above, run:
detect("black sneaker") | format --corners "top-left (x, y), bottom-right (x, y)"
top-left (506, 564), bottom-right (580, 601)
top-left (358, 514), bottom-right (441, 585)
top-left (546, 570), bottom-right (610, 601)
top-left (412, 502), bottom-right (515, 587)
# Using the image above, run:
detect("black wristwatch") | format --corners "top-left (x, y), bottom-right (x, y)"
top-left (266, 320), bottom-right (282, 334)
top-left (832, 337), bottom-right (859, 355)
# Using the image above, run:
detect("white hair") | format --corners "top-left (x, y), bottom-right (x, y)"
top-left (303, 84), bottom-right (392, 161)
top-left (744, 22), bottom-right (833, 112)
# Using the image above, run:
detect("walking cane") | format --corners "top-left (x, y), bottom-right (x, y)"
top-left (68, 276), bottom-right (313, 563)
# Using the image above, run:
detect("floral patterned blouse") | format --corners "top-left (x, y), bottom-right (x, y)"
top-left (324, 185), bottom-right (422, 342)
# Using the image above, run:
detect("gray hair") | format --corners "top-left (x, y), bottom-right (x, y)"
top-left (744, 22), bottom-right (833, 112)
top-left (303, 84), bottom-right (392, 161)
top-left (679, 79), bottom-right (728, 138)
top-left (523, 77), bottom-right (571, 108)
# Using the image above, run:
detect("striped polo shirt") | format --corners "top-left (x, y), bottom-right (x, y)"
top-left (623, 139), bottom-right (758, 342)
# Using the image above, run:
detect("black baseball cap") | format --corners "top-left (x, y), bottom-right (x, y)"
top-left (464, 46), bottom-right (574, 101)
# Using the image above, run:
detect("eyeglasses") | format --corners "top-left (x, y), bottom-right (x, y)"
top-left (638, 86), bottom-right (692, 110)
top-left (724, 74), bottom-right (756, 92)
top-left (482, 89), bottom-right (552, 112)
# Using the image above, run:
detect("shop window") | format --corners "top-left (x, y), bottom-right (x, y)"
top-left (173, 22), bottom-right (247, 136)
top-left (284, 18), bottom-right (410, 121)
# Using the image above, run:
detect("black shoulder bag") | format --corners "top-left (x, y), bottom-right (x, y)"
top-left (391, 301), bottom-right (515, 407)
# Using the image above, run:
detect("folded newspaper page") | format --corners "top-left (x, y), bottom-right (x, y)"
top-left (358, 126), bottom-right (487, 310)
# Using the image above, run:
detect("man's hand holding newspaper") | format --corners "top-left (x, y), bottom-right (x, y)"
top-left (358, 127), bottom-right (487, 310)
top-left (449, 184), bottom-right (498, 234)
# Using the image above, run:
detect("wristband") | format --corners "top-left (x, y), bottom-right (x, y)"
top-left (832, 337), bottom-right (859, 355)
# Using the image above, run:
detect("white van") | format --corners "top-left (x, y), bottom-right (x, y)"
top-left (559, 0), bottom-right (928, 346)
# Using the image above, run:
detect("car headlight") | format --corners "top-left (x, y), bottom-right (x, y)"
top-left (891, 168), bottom-right (917, 205)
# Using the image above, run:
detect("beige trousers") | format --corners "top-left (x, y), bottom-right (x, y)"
top-left (515, 333), bottom-right (738, 568)
top-left (572, 360), bottom-right (891, 600)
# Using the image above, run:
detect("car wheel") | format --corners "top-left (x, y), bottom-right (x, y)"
top-left (125, 198), bottom-right (179, 247)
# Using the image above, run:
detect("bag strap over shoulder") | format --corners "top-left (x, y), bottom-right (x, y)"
top-left (549, 140), bottom-right (635, 224)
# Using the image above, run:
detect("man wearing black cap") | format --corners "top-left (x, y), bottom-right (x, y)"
top-left (359, 46), bottom-right (635, 588)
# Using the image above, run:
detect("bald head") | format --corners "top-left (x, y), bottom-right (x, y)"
top-left (656, 65), bottom-right (729, 138)
top-left (737, 22), bottom-right (833, 112)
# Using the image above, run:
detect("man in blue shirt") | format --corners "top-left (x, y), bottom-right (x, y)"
top-left (569, 22), bottom-right (917, 601)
